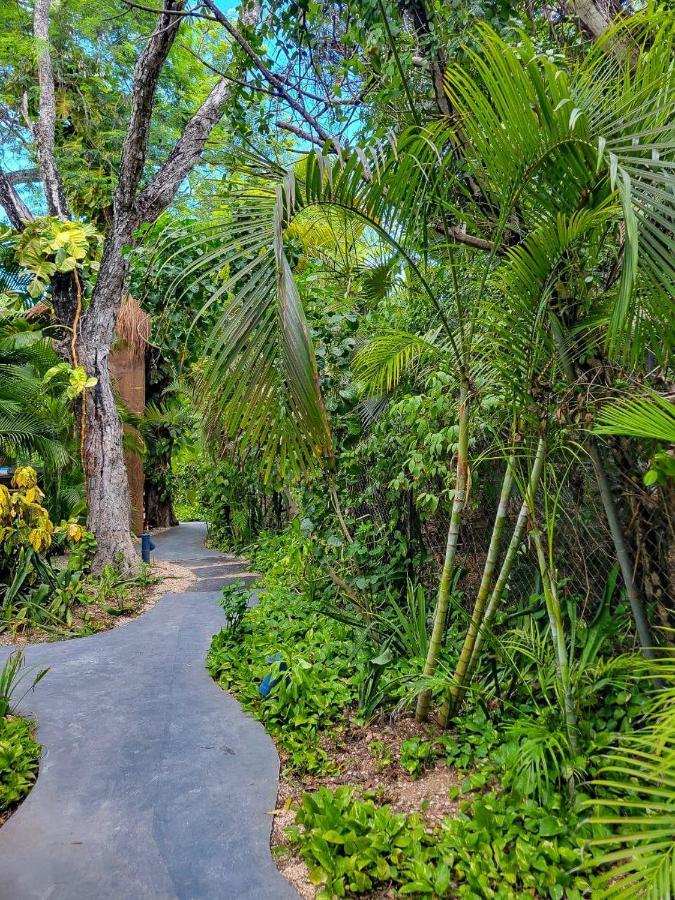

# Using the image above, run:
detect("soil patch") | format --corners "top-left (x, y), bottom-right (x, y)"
top-left (271, 714), bottom-right (462, 899)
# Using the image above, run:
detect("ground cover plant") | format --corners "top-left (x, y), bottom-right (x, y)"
top-left (208, 528), bottom-right (664, 898)
top-left (0, 652), bottom-right (44, 826)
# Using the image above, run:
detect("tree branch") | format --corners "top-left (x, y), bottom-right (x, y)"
top-left (6, 167), bottom-right (41, 186)
top-left (33, 0), bottom-right (69, 218)
top-left (134, 78), bottom-right (230, 224)
top-left (445, 225), bottom-right (494, 252)
top-left (135, 0), bottom-right (262, 226)
top-left (121, 0), bottom-right (216, 21)
top-left (0, 166), bottom-right (34, 229)
top-left (202, 0), bottom-right (332, 144)
top-left (115, 0), bottom-right (186, 212)
top-left (275, 120), bottom-right (324, 147)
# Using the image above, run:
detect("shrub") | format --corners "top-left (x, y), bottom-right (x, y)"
top-left (0, 716), bottom-right (40, 816)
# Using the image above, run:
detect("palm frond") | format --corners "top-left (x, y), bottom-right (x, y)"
top-left (445, 21), bottom-right (675, 361)
top-left (354, 327), bottom-right (441, 395)
top-left (586, 648), bottom-right (675, 898)
top-left (595, 393), bottom-right (675, 443)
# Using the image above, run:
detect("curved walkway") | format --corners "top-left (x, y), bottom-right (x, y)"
top-left (0, 523), bottom-right (297, 900)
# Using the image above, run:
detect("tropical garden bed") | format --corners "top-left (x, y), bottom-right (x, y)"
top-left (207, 528), bottom-right (672, 899)
top-left (0, 653), bottom-right (43, 828)
top-left (0, 467), bottom-right (194, 644)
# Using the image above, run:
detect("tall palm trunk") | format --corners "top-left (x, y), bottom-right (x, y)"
top-left (438, 457), bottom-right (515, 725)
top-left (462, 437), bottom-right (547, 681)
top-left (549, 318), bottom-right (655, 657)
top-left (415, 377), bottom-right (470, 723)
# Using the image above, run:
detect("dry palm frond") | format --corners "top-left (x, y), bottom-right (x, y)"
top-left (114, 295), bottom-right (151, 361)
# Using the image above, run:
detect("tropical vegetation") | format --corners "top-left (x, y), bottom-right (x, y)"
top-left (0, 0), bottom-right (673, 896)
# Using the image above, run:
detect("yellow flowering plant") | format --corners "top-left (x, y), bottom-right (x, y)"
top-left (1, 467), bottom-right (94, 630)
top-left (0, 467), bottom-right (55, 555)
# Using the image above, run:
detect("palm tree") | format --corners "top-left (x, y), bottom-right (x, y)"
top-left (166, 11), bottom-right (674, 725)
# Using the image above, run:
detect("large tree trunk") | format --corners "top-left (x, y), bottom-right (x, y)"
top-left (78, 232), bottom-right (139, 572)
top-left (81, 342), bottom-right (138, 570)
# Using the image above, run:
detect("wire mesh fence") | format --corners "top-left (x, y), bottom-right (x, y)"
top-left (352, 457), bottom-right (673, 627)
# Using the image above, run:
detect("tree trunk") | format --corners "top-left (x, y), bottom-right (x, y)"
top-left (463, 437), bottom-right (547, 682)
top-left (79, 232), bottom-right (139, 573)
top-left (529, 512), bottom-right (578, 754)
top-left (80, 342), bottom-right (138, 572)
top-left (415, 377), bottom-right (470, 723)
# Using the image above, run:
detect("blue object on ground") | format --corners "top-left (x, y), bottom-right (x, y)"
top-left (141, 531), bottom-right (156, 563)
top-left (259, 653), bottom-right (288, 697)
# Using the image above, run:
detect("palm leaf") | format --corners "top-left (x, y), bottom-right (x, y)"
top-left (595, 393), bottom-right (675, 443)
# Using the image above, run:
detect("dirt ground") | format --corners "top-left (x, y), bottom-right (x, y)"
top-left (271, 713), bottom-right (463, 899)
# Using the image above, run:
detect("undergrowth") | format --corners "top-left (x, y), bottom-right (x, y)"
top-left (207, 529), bottom-right (634, 898)
top-left (0, 716), bottom-right (40, 822)
top-left (207, 564), bottom-right (361, 774)
top-left (287, 785), bottom-right (596, 899)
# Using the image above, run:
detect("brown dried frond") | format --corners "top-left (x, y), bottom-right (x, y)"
top-left (115, 295), bottom-right (151, 360)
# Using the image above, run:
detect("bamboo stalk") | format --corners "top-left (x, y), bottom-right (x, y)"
top-left (528, 515), bottom-right (578, 753)
top-left (415, 378), bottom-right (470, 723)
top-left (459, 436), bottom-right (547, 700)
top-left (438, 456), bottom-right (515, 725)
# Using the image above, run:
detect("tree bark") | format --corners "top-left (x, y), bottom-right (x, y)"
top-left (0, 167), bottom-right (34, 228)
top-left (32, 0), bottom-right (69, 219)
top-left (78, 231), bottom-right (138, 569)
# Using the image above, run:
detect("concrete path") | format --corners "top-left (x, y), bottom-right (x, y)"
top-left (0, 523), bottom-right (297, 900)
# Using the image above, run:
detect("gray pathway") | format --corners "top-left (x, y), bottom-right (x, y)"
top-left (0, 523), bottom-right (297, 900)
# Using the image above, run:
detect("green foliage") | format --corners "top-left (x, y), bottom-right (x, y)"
top-left (0, 715), bottom-right (40, 817)
top-left (218, 582), bottom-right (248, 639)
top-left (585, 647), bottom-right (675, 898)
top-left (399, 737), bottom-right (437, 778)
top-left (208, 541), bottom-right (360, 772)
top-left (9, 217), bottom-right (102, 298)
top-left (43, 363), bottom-right (98, 401)
top-left (0, 651), bottom-right (48, 719)
top-left (173, 452), bottom-right (289, 549)
top-left (287, 785), bottom-right (597, 899)
top-left (0, 652), bottom-right (43, 818)
top-left (0, 302), bottom-right (75, 471)
top-left (0, 467), bottom-right (97, 631)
